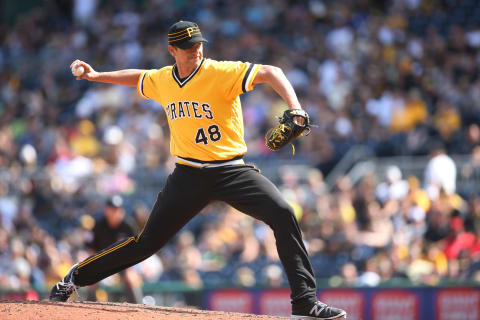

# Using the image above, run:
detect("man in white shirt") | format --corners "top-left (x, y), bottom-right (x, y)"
top-left (424, 141), bottom-right (457, 199)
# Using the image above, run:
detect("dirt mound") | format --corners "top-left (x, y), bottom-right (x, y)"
top-left (0, 300), bottom-right (289, 320)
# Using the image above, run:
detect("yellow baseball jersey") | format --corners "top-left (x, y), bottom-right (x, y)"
top-left (137, 58), bottom-right (260, 162)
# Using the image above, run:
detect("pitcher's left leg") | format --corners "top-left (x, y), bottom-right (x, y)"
top-left (213, 166), bottom-right (346, 319)
top-left (213, 165), bottom-right (317, 304)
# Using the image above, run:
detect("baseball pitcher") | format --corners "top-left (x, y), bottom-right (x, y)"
top-left (50, 21), bottom-right (346, 320)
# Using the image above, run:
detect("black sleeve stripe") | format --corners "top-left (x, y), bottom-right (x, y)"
top-left (242, 63), bottom-right (255, 93)
top-left (139, 72), bottom-right (147, 98)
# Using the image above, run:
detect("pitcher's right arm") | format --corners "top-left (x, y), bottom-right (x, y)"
top-left (70, 59), bottom-right (144, 87)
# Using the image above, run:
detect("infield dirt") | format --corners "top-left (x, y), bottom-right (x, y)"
top-left (0, 300), bottom-right (289, 320)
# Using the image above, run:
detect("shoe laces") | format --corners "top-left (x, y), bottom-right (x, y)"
top-left (57, 279), bottom-right (78, 294)
top-left (56, 270), bottom-right (79, 298)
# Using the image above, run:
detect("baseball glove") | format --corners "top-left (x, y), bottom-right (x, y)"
top-left (265, 109), bottom-right (311, 154)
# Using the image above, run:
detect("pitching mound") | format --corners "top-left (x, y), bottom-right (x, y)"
top-left (0, 300), bottom-right (289, 320)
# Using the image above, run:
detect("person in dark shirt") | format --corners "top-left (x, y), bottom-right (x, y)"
top-left (87, 195), bottom-right (142, 303)
top-left (89, 195), bottom-right (135, 251)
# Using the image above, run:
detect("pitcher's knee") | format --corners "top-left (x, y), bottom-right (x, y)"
top-left (135, 235), bottom-right (160, 257)
top-left (269, 204), bottom-right (297, 228)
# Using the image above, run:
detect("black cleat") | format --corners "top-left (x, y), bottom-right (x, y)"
top-left (49, 264), bottom-right (79, 302)
top-left (291, 301), bottom-right (347, 319)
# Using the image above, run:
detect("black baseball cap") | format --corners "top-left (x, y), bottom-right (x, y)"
top-left (106, 195), bottom-right (124, 208)
top-left (168, 20), bottom-right (208, 49)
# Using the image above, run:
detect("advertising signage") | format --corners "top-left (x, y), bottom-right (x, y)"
top-left (205, 286), bottom-right (480, 319)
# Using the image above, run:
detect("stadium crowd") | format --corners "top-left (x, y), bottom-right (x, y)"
top-left (1, 0), bottom-right (480, 301)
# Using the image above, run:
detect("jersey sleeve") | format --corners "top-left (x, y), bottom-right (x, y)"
top-left (137, 69), bottom-right (157, 100)
top-left (217, 61), bottom-right (261, 99)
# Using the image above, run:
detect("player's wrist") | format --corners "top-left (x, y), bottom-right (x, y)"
top-left (288, 105), bottom-right (302, 110)
top-left (86, 71), bottom-right (100, 81)
top-left (286, 101), bottom-right (302, 110)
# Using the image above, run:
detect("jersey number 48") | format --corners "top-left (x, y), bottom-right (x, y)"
top-left (195, 124), bottom-right (221, 145)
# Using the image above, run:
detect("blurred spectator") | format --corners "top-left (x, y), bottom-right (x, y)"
top-left (357, 258), bottom-right (381, 287)
top-left (340, 263), bottom-right (358, 286)
top-left (86, 195), bottom-right (142, 303)
top-left (234, 266), bottom-right (256, 288)
top-left (444, 217), bottom-right (476, 261)
top-left (376, 165), bottom-right (409, 203)
top-left (424, 141), bottom-right (457, 199)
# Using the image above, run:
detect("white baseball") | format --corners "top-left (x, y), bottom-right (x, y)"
top-left (72, 65), bottom-right (85, 77)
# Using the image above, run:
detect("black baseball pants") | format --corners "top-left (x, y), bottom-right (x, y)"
top-left (74, 164), bottom-right (317, 305)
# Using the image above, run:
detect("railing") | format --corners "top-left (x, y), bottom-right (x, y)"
top-left (325, 147), bottom-right (479, 197)
top-left (324, 146), bottom-right (373, 190)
